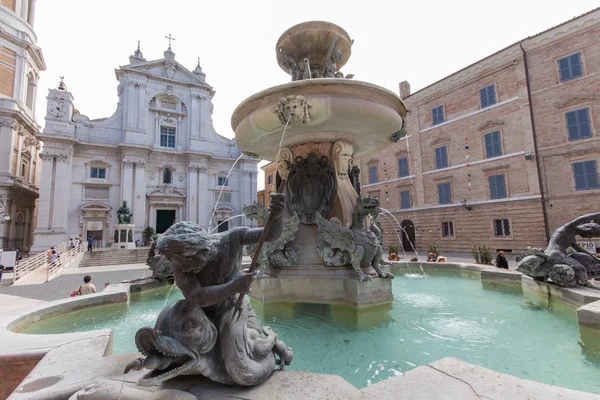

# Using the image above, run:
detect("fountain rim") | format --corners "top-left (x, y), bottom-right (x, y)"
top-left (275, 20), bottom-right (353, 73)
top-left (230, 78), bottom-right (407, 132)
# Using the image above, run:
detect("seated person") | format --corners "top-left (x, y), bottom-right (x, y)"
top-left (495, 251), bottom-right (509, 269)
top-left (436, 256), bottom-right (447, 263)
top-left (427, 252), bottom-right (437, 262)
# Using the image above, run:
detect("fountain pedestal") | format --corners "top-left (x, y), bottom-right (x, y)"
top-left (111, 224), bottom-right (136, 250)
top-left (233, 21), bottom-right (406, 308)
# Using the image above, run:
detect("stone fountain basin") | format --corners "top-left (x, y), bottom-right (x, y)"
top-left (231, 79), bottom-right (407, 161)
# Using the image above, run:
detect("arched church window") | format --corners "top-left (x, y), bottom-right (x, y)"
top-left (25, 72), bottom-right (36, 111)
top-left (163, 168), bottom-right (172, 184)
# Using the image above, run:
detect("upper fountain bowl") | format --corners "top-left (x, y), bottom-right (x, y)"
top-left (231, 79), bottom-right (407, 161)
top-left (276, 21), bottom-right (353, 74)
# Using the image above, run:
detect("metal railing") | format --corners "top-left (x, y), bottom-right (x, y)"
top-left (47, 243), bottom-right (86, 281)
top-left (13, 241), bottom-right (68, 282)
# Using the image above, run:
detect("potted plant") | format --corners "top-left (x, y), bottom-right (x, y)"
top-left (142, 227), bottom-right (156, 246)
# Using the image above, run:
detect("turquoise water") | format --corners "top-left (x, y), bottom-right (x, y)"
top-left (19, 271), bottom-right (600, 393)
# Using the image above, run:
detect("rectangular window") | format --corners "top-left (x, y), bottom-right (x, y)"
top-left (160, 126), bottom-right (176, 148)
top-left (566, 108), bottom-right (591, 141)
top-left (267, 175), bottom-right (273, 185)
top-left (214, 192), bottom-right (232, 203)
top-left (435, 146), bottom-right (448, 169)
top-left (217, 176), bottom-right (229, 186)
top-left (400, 190), bottom-right (411, 209)
top-left (369, 166), bottom-right (377, 184)
top-left (488, 174), bottom-right (507, 199)
top-left (558, 52), bottom-right (583, 82)
top-left (398, 157), bottom-right (409, 178)
top-left (480, 84), bottom-right (496, 108)
top-left (21, 162), bottom-right (27, 178)
top-left (432, 105), bottom-right (444, 125)
top-left (442, 221), bottom-right (454, 237)
top-left (84, 186), bottom-right (109, 200)
top-left (494, 219), bottom-right (511, 237)
top-left (437, 183), bottom-right (451, 205)
top-left (484, 131), bottom-right (502, 158)
top-left (573, 160), bottom-right (599, 191)
top-left (90, 167), bottom-right (106, 179)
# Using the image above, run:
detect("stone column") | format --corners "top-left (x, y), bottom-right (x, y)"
top-left (32, 151), bottom-right (71, 252)
top-left (198, 166), bottom-right (209, 229)
top-left (15, 130), bottom-right (23, 178)
top-left (0, 120), bottom-right (17, 175)
top-left (187, 165), bottom-right (199, 223)
top-left (121, 160), bottom-right (135, 207)
top-left (133, 161), bottom-right (146, 235)
top-left (52, 154), bottom-right (71, 231)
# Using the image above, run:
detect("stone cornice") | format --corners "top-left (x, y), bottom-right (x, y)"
top-left (478, 119), bottom-right (505, 131)
top-left (556, 95), bottom-right (597, 109)
top-left (521, 10), bottom-right (600, 52)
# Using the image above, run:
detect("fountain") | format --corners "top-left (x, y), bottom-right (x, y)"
top-left (232, 21), bottom-right (407, 308)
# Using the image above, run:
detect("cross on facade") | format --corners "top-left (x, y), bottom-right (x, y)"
top-left (165, 34), bottom-right (175, 50)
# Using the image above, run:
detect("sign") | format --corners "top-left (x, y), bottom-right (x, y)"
top-left (576, 242), bottom-right (596, 252)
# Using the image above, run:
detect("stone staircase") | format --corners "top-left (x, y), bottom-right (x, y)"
top-left (78, 248), bottom-right (150, 268)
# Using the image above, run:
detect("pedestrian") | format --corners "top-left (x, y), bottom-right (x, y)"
top-left (69, 238), bottom-right (74, 249)
top-left (495, 250), bottom-right (509, 269)
top-left (47, 246), bottom-right (54, 262)
top-left (0, 264), bottom-right (4, 283)
top-left (87, 236), bottom-right (94, 251)
top-left (104, 282), bottom-right (110, 289)
top-left (49, 250), bottom-right (58, 264)
top-left (79, 275), bottom-right (96, 295)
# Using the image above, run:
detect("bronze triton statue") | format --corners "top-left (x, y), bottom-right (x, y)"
top-left (125, 194), bottom-right (293, 387)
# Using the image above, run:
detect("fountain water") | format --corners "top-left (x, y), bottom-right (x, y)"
top-left (209, 214), bottom-right (245, 234)
top-left (231, 21), bottom-right (407, 307)
top-left (209, 153), bottom-right (245, 230)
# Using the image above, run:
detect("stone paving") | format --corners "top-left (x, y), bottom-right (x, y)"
top-left (0, 267), bottom-right (150, 302)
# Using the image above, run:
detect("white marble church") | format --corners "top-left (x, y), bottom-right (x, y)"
top-left (32, 43), bottom-right (258, 251)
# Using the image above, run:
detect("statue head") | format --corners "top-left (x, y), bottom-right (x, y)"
top-left (332, 48), bottom-right (343, 61)
top-left (122, 200), bottom-right (128, 206)
top-left (356, 197), bottom-right (381, 218)
top-left (157, 222), bottom-right (218, 272)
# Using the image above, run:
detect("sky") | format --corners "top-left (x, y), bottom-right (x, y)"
top-left (34, 0), bottom-right (599, 189)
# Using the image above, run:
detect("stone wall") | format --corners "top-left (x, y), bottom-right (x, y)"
top-left (359, 9), bottom-right (600, 252)
top-left (525, 21), bottom-right (600, 233)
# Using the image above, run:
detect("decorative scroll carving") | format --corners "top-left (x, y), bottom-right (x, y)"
top-left (333, 140), bottom-right (358, 228)
top-left (277, 147), bottom-right (293, 180)
top-left (273, 95), bottom-right (312, 126)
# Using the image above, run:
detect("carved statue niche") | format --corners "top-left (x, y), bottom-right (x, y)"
top-left (286, 152), bottom-right (336, 224)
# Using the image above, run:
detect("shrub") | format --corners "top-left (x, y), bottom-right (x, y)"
top-left (388, 244), bottom-right (399, 255)
top-left (143, 227), bottom-right (156, 243)
top-left (471, 245), bottom-right (493, 264)
top-left (471, 245), bottom-right (480, 264)
top-left (478, 245), bottom-right (493, 264)
top-left (427, 243), bottom-right (439, 258)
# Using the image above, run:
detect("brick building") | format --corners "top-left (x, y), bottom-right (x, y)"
top-left (0, 0), bottom-right (45, 251)
top-left (258, 162), bottom-right (277, 207)
top-left (359, 8), bottom-right (600, 254)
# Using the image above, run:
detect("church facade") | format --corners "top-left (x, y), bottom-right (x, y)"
top-left (32, 44), bottom-right (258, 251)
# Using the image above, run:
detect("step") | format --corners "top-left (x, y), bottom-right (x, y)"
top-left (79, 249), bottom-right (149, 267)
